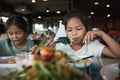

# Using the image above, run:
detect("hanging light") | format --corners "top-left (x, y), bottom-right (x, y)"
top-left (106, 4), bottom-right (110, 8)
top-left (46, 8), bottom-right (50, 13)
top-left (38, 16), bottom-right (42, 19)
top-left (56, 10), bottom-right (61, 14)
top-left (32, 0), bottom-right (36, 3)
top-left (43, 0), bottom-right (48, 1)
top-left (107, 14), bottom-right (111, 17)
top-left (94, 2), bottom-right (99, 5)
top-left (90, 11), bottom-right (95, 15)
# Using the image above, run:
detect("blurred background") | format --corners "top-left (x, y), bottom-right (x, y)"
top-left (0, 0), bottom-right (120, 42)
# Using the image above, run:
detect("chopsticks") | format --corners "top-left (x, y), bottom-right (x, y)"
top-left (76, 55), bottom-right (94, 62)
top-left (81, 55), bottom-right (94, 60)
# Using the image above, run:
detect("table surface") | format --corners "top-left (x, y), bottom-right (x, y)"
top-left (0, 57), bottom-right (120, 80)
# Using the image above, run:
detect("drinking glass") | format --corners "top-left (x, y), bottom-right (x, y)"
top-left (15, 52), bottom-right (33, 70)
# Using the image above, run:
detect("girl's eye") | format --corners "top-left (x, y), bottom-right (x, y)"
top-left (76, 26), bottom-right (82, 30)
top-left (67, 29), bottom-right (72, 32)
top-left (76, 25), bottom-right (82, 30)
top-left (76, 28), bottom-right (82, 30)
top-left (16, 32), bottom-right (22, 34)
top-left (7, 31), bottom-right (23, 35)
top-left (8, 32), bottom-right (13, 35)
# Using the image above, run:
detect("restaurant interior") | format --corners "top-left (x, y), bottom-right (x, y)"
top-left (0, 0), bottom-right (120, 80)
top-left (0, 0), bottom-right (120, 34)
top-left (0, 1), bottom-right (120, 30)
top-left (0, 0), bottom-right (120, 47)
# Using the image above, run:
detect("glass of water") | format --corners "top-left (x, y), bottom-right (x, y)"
top-left (15, 52), bottom-right (33, 70)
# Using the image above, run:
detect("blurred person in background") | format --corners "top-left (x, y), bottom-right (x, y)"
top-left (34, 32), bottom-right (41, 40)
top-left (46, 29), bottom-right (55, 41)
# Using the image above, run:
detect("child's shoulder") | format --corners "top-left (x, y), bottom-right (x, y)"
top-left (0, 38), bottom-right (7, 42)
top-left (0, 38), bottom-right (8, 46)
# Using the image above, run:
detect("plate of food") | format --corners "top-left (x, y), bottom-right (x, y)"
top-left (68, 58), bottom-right (92, 68)
top-left (0, 56), bottom-right (17, 68)
top-left (100, 63), bottom-right (120, 80)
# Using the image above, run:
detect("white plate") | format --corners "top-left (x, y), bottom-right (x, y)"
top-left (68, 59), bottom-right (92, 68)
top-left (0, 64), bottom-right (17, 68)
top-left (0, 56), bottom-right (17, 68)
top-left (100, 63), bottom-right (120, 80)
top-left (0, 56), bottom-right (15, 60)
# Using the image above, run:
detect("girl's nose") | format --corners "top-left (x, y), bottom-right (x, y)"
top-left (12, 34), bottom-right (17, 38)
top-left (72, 29), bottom-right (77, 35)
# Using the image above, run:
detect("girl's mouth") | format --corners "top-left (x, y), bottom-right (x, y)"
top-left (71, 38), bottom-right (79, 42)
top-left (13, 40), bottom-right (20, 44)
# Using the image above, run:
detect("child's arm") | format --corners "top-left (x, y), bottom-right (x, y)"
top-left (83, 30), bottom-right (120, 58)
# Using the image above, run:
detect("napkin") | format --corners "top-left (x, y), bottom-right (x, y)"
top-left (53, 24), bottom-right (67, 41)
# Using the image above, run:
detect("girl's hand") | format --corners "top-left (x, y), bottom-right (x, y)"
top-left (30, 45), bottom-right (38, 54)
top-left (30, 40), bottom-right (55, 54)
top-left (45, 40), bottom-right (56, 51)
top-left (83, 30), bottom-right (102, 43)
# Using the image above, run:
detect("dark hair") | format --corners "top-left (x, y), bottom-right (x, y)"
top-left (64, 11), bottom-right (90, 30)
top-left (0, 19), bottom-right (5, 34)
top-left (5, 15), bottom-right (28, 46)
top-left (0, 24), bottom-right (5, 34)
top-left (5, 15), bottom-right (28, 32)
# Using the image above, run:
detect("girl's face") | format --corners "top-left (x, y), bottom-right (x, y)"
top-left (7, 25), bottom-right (27, 46)
top-left (66, 17), bottom-right (86, 45)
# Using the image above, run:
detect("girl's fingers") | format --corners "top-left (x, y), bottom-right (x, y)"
top-left (83, 31), bottom-right (98, 43)
top-left (83, 31), bottom-right (92, 43)
top-left (45, 40), bottom-right (56, 51)
top-left (30, 45), bottom-right (38, 54)
top-left (45, 40), bottom-right (51, 46)
top-left (90, 33), bottom-right (96, 40)
top-left (45, 40), bottom-right (55, 46)
top-left (87, 33), bottom-right (92, 42)
top-left (49, 41), bottom-right (56, 49)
